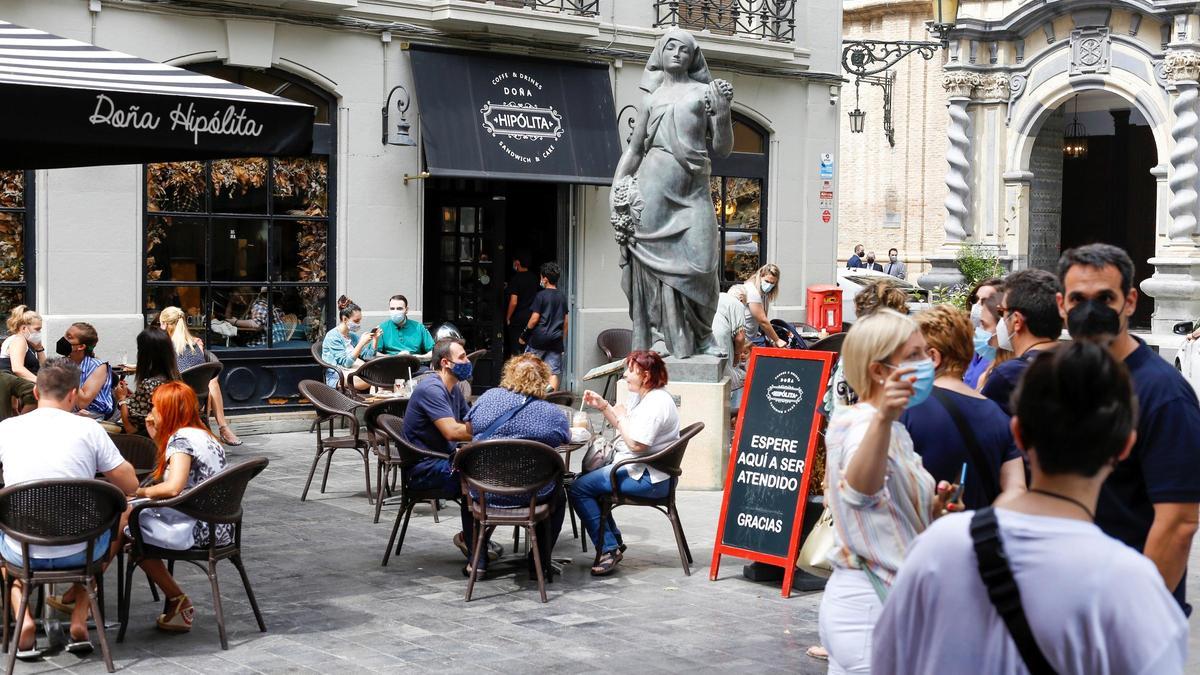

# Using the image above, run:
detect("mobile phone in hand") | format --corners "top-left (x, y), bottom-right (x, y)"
top-left (949, 462), bottom-right (968, 504)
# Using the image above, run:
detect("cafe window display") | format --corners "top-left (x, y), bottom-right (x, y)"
top-left (710, 116), bottom-right (768, 286)
top-left (0, 171), bottom-right (32, 310)
top-left (143, 66), bottom-right (334, 350)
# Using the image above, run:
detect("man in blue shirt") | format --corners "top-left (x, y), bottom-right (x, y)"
top-left (1058, 243), bottom-right (1200, 615)
top-left (980, 269), bottom-right (1062, 415)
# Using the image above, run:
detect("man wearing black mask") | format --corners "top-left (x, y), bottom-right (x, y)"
top-left (1057, 243), bottom-right (1200, 615)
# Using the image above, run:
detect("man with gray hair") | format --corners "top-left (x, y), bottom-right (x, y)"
top-left (0, 359), bottom-right (137, 656)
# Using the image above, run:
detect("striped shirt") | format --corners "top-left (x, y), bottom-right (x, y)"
top-left (825, 402), bottom-right (936, 586)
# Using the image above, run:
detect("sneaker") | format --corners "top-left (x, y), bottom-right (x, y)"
top-left (156, 594), bottom-right (193, 633)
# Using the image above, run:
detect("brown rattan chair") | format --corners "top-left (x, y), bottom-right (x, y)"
top-left (0, 479), bottom-right (126, 672)
top-left (296, 380), bottom-right (372, 503)
top-left (364, 398), bottom-right (411, 523)
top-left (594, 421), bottom-right (703, 576)
top-left (807, 332), bottom-right (846, 355)
top-left (349, 354), bottom-right (421, 392)
top-left (596, 328), bottom-right (632, 399)
top-left (454, 438), bottom-right (565, 603)
top-left (377, 414), bottom-right (456, 566)
top-left (544, 391), bottom-right (577, 408)
top-left (180, 362), bottom-right (223, 419)
top-left (118, 457), bottom-right (269, 650)
top-left (310, 342), bottom-right (346, 393)
top-left (110, 433), bottom-right (158, 484)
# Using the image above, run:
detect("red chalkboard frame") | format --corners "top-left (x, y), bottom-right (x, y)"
top-left (709, 346), bottom-right (835, 598)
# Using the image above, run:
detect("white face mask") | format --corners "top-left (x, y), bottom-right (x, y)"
top-left (969, 303), bottom-right (983, 328)
top-left (347, 320), bottom-right (361, 332)
top-left (996, 313), bottom-right (1014, 351)
top-left (761, 281), bottom-right (775, 293)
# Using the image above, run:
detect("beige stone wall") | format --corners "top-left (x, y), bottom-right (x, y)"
top-left (839, 1), bottom-right (948, 280)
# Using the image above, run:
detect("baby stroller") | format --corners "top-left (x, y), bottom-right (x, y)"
top-left (770, 319), bottom-right (809, 350)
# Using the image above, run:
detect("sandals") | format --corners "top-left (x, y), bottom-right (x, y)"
top-left (453, 532), bottom-right (502, 562)
top-left (66, 639), bottom-right (94, 655)
top-left (156, 594), bottom-right (194, 633)
top-left (590, 549), bottom-right (623, 576)
top-left (218, 424), bottom-right (243, 446)
top-left (806, 645), bottom-right (829, 661)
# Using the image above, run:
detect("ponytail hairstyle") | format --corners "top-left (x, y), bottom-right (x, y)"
top-left (149, 381), bottom-right (216, 480)
top-left (6, 305), bottom-right (39, 334)
top-left (157, 306), bottom-right (193, 355)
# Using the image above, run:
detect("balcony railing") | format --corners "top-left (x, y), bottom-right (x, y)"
top-left (654, 1), bottom-right (796, 42)
top-left (463, 0), bottom-right (600, 16)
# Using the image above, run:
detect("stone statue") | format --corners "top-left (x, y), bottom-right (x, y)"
top-left (611, 28), bottom-right (734, 358)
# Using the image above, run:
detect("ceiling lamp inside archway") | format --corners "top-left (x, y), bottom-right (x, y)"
top-left (1063, 94), bottom-right (1089, 159)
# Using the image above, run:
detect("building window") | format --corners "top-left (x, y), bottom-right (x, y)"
top-left (0, 171), bottom-right (33, 310)
top-left (143, 66), bottom-right (334, 351)
top-left (711, 116), bottom-right (769, 287)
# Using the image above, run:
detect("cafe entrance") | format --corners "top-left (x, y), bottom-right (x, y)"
top-left (423, 178), bottom-right (565, 390)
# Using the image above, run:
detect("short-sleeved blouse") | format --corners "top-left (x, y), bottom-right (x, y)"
top-left (176, 343), bottom-right (206, 371)
top-left (825, 403), bottom-right (936, 586)
top-left (140, 427), bottom-right (232, 549)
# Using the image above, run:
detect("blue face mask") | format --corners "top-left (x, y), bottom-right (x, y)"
top-left (973, 326), bottom-right (996, 361)
top-left (450, 360), bottom-right (473, 382)
top-left (897, 358), bottom-right (936, 408)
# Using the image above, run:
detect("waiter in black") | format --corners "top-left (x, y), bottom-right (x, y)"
top-left (505, 250), bottom-right (540, 358)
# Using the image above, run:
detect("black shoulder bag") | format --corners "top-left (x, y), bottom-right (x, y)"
top-left (931, 388), bottom-right (1000, 504)
top-left (970, 507), bottom-right (1057, 675)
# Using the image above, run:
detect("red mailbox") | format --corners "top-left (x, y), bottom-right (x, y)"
top-left (806, 285), bottom-right (843, 333)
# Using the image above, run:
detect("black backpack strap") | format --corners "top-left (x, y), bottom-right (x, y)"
top-left (970, 508), bottom-right (1057, 675)
top-left (931, 388), bottom-right (1000, 503)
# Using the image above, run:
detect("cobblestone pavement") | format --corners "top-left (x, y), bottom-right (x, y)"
top-left (12, 430), bottom-right (1200, 673)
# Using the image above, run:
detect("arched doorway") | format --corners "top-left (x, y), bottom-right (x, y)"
top-left (1025, 90), bottom-right (1159, 327)
top-left (710, 113), bottom-right (770, 288)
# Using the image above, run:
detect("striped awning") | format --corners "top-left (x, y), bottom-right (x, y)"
top-left (0, 20), bottom-right (314, 169)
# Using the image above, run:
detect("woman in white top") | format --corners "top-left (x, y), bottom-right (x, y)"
top-left (820, 309), bottom-right (956, 674)
top-left (739, 263), bottom-right (786, 348)
top-left (573, 350), bottom-right (680, 576)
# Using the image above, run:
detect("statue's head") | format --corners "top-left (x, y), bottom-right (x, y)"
top-left (641, 28), bottom-right (711, 92)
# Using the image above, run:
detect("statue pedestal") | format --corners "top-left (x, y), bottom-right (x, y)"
top-left (616, 355), bottom-right (730, 490)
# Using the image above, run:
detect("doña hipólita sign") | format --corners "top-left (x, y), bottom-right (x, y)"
top-left (711, 347), bottom-right (834, 598)
top-left (480, 71), bottom-right (564, 165)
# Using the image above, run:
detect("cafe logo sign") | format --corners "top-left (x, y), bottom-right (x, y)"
top-left (766, 371), bottom-right (805, 414)
top-left (480, 71), bottom-right (564, 164)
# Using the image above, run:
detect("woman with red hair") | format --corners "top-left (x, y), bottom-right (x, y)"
top-left (571, 350), bottom-right (680, 575)
top-left (130, 381), bottom-right (231, 633)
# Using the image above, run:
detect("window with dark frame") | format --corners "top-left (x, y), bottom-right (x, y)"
top-left (0, 171), bottom-right (33, 311)
top-left (142, 66), bottom-right (334, 351)
top-left (711, 116), bottom-right (769, 288)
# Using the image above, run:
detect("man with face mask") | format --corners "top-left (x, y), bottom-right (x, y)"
top-left (1057, 243), bottom-right (1200, 616)
top-left (375, 294), bottom-right (434, 359)
top-left (884, 248), bottom-right (907, 280)
top-left (980, 269), bottom-right (1062, 415)
top-left (504, 251), bottom-right (539, 358)
top-left (401, 338), bottom-right (499, 566)
top-left (847, 244), bottom-right (866, 269)
top-left (864, 251), bottom-right (884, 272)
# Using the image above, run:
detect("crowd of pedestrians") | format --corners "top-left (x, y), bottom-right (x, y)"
top-left (816, 243), bottom-right (1199, 673)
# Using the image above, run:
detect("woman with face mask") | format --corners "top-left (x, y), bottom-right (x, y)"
top-left (819, 309), bottom-right (959, 674)
top-left (962, 279), bottom-right (1002, 389)
top-left (900, 305), bottom-right (1026, 513)
top-left (975, 288), bottom-right (1014, 393)
top-left (740, 263), bottom-right (787, 348)
top-left (321, 299), bottom-right (376, 392)
top-left (1, 305), bottom-right (45, 384)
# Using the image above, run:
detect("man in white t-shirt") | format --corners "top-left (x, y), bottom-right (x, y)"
top-left (873, 343), bottom-right (1187, 674)
top-left (0, 359), bottom-right (137, 656)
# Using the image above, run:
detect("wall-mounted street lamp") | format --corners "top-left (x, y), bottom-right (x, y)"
top-left (382, 84), bottom-right (417, 147)
top-left (842, 0), bottom-right (959, 141)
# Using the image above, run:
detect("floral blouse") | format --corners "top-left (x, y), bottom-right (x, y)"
top-left (165, 427), bottom-right (233, 548)
top-left (129, 375), bottom-right (168, 436)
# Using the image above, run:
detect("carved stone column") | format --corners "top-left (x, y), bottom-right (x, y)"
top-left (920, 72), bottom-right (982, 291)
top-left (1143, 49), bottom-right (1200, 333)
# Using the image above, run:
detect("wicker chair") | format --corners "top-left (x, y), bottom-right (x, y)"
top-left (807, 332), bottom-right (847, 355)
top-left (110, 433), bottom-right (158, 483)
top-left (118, 457), bottom-right (269, 650)
top-left (363, 398), bottom-right (412, 523)
top-left (454, 439), bottom-right (565, 603)
top-left (296, 380), bottom-right (372, 503)
top-left (0, 479), bottom-right (126, 673)
top-left (594, 421), bottom-right (703, 575)
top-left (310, 342), bottom-right (345, 393)
top-left (544, 391), bottom-right (577, 408)
top-left (180, 362), bottom-right (223, 419)
top-left (376, 414), bottom-right (457, 566)
top-left (349, 354), bottom-right (421, 392)
top-left (596, 329), bottom-right (632, 399)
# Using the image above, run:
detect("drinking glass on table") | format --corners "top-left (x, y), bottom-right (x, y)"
top-left (394, 378), bottom-right (404, 394)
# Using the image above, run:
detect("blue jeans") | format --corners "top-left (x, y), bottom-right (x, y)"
top-left (569, 466), bottom-right (670, 554)
top-left (0, 531), bottom-right (111, 570)
top-left (524, 348), bottom-right (563, 375)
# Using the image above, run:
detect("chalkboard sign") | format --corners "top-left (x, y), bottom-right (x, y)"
top-left (710, 347), bottom-right (835, 597)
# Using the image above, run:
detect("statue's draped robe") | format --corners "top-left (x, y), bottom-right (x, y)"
top-left (621, 84), bottom-right (719, 358)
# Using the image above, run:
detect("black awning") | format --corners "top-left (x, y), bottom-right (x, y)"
top-left (0, 20), bottom-right (314, 170)
top-left (409, 47), bottom-right (620, 185)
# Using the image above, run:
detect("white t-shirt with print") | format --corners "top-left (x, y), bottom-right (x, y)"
top-left (873, 508), bottom-right (1188, 674)
top-left (612, 388), bottom-right (680, 483)
top-left (0, 408), bottom-right (125, 558)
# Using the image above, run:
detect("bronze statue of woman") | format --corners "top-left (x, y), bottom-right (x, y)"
top-left (611, 29), bottom-right (734, 359)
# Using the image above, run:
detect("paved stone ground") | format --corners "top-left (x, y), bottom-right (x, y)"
top-left (10, 430), bottom-right (1200, 673)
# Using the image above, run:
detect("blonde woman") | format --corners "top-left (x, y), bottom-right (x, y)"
top-left (738, 263), bottom-right (784, 348)
top-left (158, 307), bottom-right (241, 446)
top-left (819, 310), bottom-right (956, 674)
top-left (0, 306), bottom-right (45, 383)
